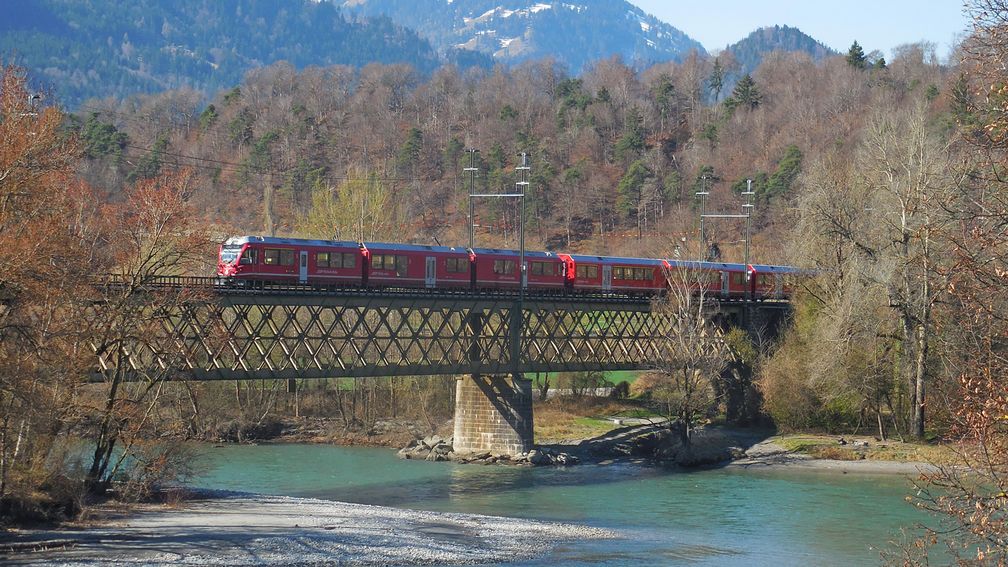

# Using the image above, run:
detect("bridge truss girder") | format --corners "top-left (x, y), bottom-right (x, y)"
top-left (95, 292), bottom-right (727, 381)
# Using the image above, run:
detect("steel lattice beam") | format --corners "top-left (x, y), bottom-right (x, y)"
top-left (93, 291), bottom-right (733, 381)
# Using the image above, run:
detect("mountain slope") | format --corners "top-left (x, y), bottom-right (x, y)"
top-left (342, 0), bottom-right (706, 71)
top-left (1, 0), bottom-right (489, 108)
top-left (724, 25), bottom-right (835, 77)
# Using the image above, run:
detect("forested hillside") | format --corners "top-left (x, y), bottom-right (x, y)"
top-left (343, 0), bottom-right (705, 72)
top-left (0, 0), bottom-right (490, 108)
top-left (70, 45), bottom-right (947, 267)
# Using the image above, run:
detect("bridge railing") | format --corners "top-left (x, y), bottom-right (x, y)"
top-left (93, 274), bottom-right (792, 307)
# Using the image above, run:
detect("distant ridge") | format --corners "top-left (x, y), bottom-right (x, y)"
top-left (342, 0), bottom-right (707, 71)
top-left (724, 25), bottom-right (836, 77)
top-left (0, 0), bottom-right (491, 108)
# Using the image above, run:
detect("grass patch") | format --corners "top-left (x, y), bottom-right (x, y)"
top-left (773, 433), bottom-right (957, 464)
top-left (533, 396), bottom-right (648, 443)
top-left (534, 410), bottom-right (616, 443)
top-left (809, 446), bottom-right (865, 461)
top-left (603, 370), bottom-right (643, 384)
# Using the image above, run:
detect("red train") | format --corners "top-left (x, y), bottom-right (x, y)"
top-left (217, 236), bottom-right (799, 300)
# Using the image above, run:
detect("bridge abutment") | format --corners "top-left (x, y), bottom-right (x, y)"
top-left (452, 374), bottom-right (533, 455)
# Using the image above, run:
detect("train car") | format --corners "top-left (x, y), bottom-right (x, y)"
top-left (466, 248), bottom-right (564, 290)
top-left (523, 251), bottom-right (566, 291)
top-left (749, 264), bottom-right (802, 300)
top-left (565, 254), bottom-right (667, 294)
top-left (218, 236), bottom-right (364, 285)
top-left (364, 242), bottom-right (475, 289)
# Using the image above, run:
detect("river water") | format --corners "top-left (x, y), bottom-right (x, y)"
top-left (188, 444), bottom-right (933, 566)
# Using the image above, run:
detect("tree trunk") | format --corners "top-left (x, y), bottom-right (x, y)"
top-left (912, 322), bottom-right (928, 439)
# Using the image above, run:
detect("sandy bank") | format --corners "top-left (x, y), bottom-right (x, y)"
top-left (728, 439), bottom-right (939, 475)
top-left (2, 493), bottom-right (616, 566)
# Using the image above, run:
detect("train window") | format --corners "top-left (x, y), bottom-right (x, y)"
top-left (342, 253), bottom-right (356, 269)
top-left (317, 252), bottom-right (330, 268)
top-left (576, 265), bottom-right (598, 279)
top-left (731, 272), bottom-right (745, 285)
top-left (531, 262), bottom-right (554, 276)
top-left (635, 268), bottom-right (648, 280)
top-left (446, 257), bottom-right (467, 273)
top-left (372, 255), bottom-right (382, 269)
top-left (240, 248), bottom-right (258, 265)
top-left (493, 260), bottom-right (516, 275)
top-left (279, 249), bottom-right (295, 266)
top-left (264, 248), bottom-right (280, 265)
top-left (221, 245), bottom-right (241, 264)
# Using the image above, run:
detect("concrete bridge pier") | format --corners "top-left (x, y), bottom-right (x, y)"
top-left (452, 374), bottom-right (534, 455)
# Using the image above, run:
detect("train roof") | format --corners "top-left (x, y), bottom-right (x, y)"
top-left (567, 254), bottom-right (667, 267)
top-left (222, 236), bottom-right (560, 259)
top-left (224, 235), bottom-right (361, 248)
top-left (749, 264), bottom-right (805, 274)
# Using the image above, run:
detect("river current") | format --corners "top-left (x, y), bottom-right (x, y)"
top-left (188, 443), bottom-right (933, 566)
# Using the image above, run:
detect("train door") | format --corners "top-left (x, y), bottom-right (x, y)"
top-left (602, 265), bottom-right (612, 291)
top-left (298, 251), bottom-right (308, 284)
top-left (521, 260), bottom-right (528, 289)
top-left (774, 273), bottom-right (783, 299)
top-left (425, 256), bottom-right (436, 288)
top-left (720, 271), bottom-right (729, 298)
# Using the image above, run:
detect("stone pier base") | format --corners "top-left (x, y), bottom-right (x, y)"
top-left (453, 374), bottom-right (533, 455)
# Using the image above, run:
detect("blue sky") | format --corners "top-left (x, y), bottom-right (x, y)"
top-left (628, 1), bottom-right (970, 59)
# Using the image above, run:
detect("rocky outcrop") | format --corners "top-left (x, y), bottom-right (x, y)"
top-left (398, 435), bottom-right (455, 462)
top-left (397, 436), bottom-right (580, 466)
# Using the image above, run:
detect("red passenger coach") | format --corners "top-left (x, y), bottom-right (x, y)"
top-left (218, 236), bottom-right (364, 285)
top-left (566, 254), bottom-right (666, 294)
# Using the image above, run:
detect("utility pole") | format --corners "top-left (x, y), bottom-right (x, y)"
top-left (742, 178), bottom-right (754, 302)
top-left (515, 152), bottom-right (529, 297)
top-left (696, 174), bottom-right (709, 260)
top-left (465, 149), bottom-right (479, 250)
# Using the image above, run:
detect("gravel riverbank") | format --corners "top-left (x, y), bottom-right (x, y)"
top-left (2, 493), bottom-right (617, 566)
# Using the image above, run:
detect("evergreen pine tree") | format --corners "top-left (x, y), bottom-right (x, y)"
top-left (614, 108), bottom-right (645, 163)
top-left (725, 74), bottom-right (762, 112)
top-left (617, 160), bottom-right (653, 240)
top-left (846, 41), bottom-right (867, 69)
top-left (709, 58), bottom-right (725, 101)
top-left (397, 127), bottom-right (423, 174)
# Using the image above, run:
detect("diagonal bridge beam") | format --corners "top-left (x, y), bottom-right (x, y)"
top-left (92, 287), bottom-right (733, 382)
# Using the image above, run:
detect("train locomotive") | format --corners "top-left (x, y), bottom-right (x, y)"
top-left (217, 235), bottom-right (799, 300)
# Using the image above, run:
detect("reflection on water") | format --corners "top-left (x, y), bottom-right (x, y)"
top-left (188, 443), bottom-right (932, 566)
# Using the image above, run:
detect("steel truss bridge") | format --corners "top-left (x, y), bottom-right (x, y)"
top-left (95, 277), bottom-right (789, 381)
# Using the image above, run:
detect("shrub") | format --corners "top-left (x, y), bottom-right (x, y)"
top-left (610, 381), bottom-right (630, 399)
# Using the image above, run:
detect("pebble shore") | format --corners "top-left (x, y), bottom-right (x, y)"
top-left (4, 493), bottom-right (616, 566)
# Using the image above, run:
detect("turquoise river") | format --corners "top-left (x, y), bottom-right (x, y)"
top-left (188, 443), bottom-right (935, 566)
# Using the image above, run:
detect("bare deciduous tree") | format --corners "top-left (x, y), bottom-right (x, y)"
top-left (649, 264), bottom-right (730, 446)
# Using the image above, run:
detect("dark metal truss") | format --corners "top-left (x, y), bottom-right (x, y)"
top-left (94, 292), bottom-right (731, 381)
